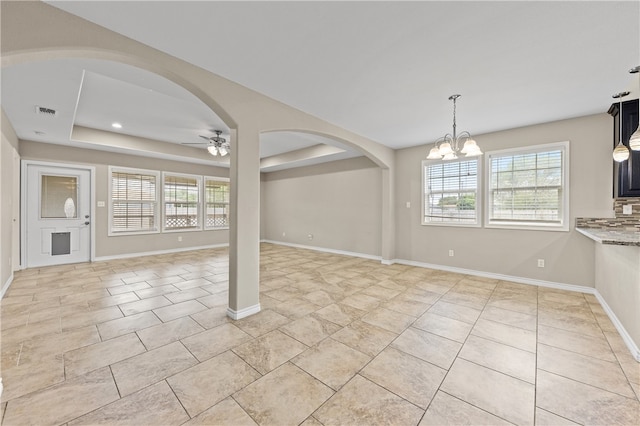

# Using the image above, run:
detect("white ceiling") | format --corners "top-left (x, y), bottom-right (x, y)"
top-left (3, 1), bottom-right (639, 169)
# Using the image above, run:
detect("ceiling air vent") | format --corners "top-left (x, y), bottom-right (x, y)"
top-left (35, 106), bottom-right (57, 117)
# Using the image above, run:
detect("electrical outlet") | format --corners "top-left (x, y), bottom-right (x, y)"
top-left (97, 201), bottom-right (105, 207)
top-left (308, 233), bottom-right (314, 240)
top-left (282, 232), bottom-right (286, 237)
top-left (623, 205), bottom-right (633, 215)
top-left (406, 201), bottom-right (411, 208)
top-left (537, 259), bottom-right (545, 268)
top-left (449, 249), bottom-right (454, 257)
top-left (178, 236), bottom-right (183, 242)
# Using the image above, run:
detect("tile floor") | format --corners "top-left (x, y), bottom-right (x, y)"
top-left (1, 243), bottom-right (639, 425)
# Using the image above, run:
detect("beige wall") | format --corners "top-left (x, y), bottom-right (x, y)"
top-left (262, 157), bottom-right (382, 256)
top-left (1, 109), bottom-right (20, 292)
top-left (395, 113), bottom-right (613, 287)
top-left (20, 141), bottom-right (230, 259)
top-left (595, 244), bottom-right (640, 353)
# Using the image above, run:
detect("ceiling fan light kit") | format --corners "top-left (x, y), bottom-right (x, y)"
top-left (182, 130), bottom-right (230, 157)
top-left (427, 94), bottom-right (482, 161)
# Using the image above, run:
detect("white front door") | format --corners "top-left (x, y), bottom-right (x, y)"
top-left (25, 163), bottom-right (92, 267)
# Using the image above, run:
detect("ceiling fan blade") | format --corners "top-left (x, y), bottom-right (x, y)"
top-left (181, 142), bottom-right (210, 145)
top-left (199, 135), bottom-right (211, 141)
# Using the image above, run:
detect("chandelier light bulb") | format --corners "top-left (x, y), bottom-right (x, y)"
top-left (460, 138), bottom-right (478, 154)
top-left (442, 152), bottom-right (458, 161)
top-left (427, 147), bottom-right (442, 159)
top-left (207, 145), bottom-right (218, 156)
top-left (613, 141), bottom-right (630, 162)
top-left (629, 127), bottom-right (640, 151)
top-left (219, 146), bottom-right (228, 157)
top-left (438, 142), bottom-right (453, 156)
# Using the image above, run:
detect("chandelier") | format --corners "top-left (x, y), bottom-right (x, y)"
top-left (427, 94), bottom-right (482, 160)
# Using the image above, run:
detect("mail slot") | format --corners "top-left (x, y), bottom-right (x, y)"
top-left (51, 232), bottom-right (71, 256)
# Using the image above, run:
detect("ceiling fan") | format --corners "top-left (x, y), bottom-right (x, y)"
top-left (182, 130), bottom-right (230, 156)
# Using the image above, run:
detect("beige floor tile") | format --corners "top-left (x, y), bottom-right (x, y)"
top-left (301, 415), bottom-right (323, 426)
top-left (313, 303), bottom-right (366, 326)
top-left (119, 295), bottom-right (172, 316)
top-left (340, 293), bottom-right (382, 311)
top-left (67, 380), bottom-right (189, 425)
top-left (487, 296), bottom-right (538, 316)
top-left (459, 335), bottom-right (536, 383)
top-left (314, 374), bottom-right (424, 426)
top-left (190, 304), bottom-right (231, 329)
top-left (391, 327), bottom-right (461, 370)
top-left (234, 309), bottom-right (290, 337)
top-left (136, 316), bottom-right (205, 350)
top-left (3, 367), bottom-right (119, 426)
top-left (97, 311), bottom-right (161, 341)
top-left (182, 322), bottom-right (252, 361)
top-left (271, 297), bottom-right (321, 319)
top-left (167, 350), bottom-right (261, 417)
top-left (234, 362), bottom-right (333, 425)
top-left (480, 305), bottom-right (537, 331)
top-left (135, 284), bottom-right (180, 300)
top-left (2, 316), bottom-right (62, 345)
top-left (64, 333), bottom-right (146, 378)
top-left (61, 306), bottom-right (123, 331)
top-left (383, 295), bottom-right (431, 317)
top-left (59, 289), bottom-right (111, 305)
top-left (292, 338), bottom-right (370, 390)
top-left (302, 289), bottom-right (341, 307)
top-left (413, 312), bottom-right (473, 343)
top-left (0, 354), bottom-right (65, 403)
top-left (87, 292), bottom-right (139, 309)
top-left (534, 407), bottom-right (580, 425)
top-left (428, 300), bottom-right (482, 324)
top-left (538, 309), bottom-right (603, 338)
top-left (536, 369), bottom-right (640, 425)
top-left (16, 325), bottom-right (101, 364)
top-left (233, 329), bottom-right (307, 374)
top-left (331, 320), bottom-right (397, 357)
top-left (537, 343), bottom-right (636, 398)
top-left (360, 285), bottom-right (401, 300)
top-left (279, 314), bottom-right (342, 346)
top-left (111, 341), bottom-right (198, 396)
top-left (145, 275), bottom-right (185, 287)
top-left (441, 358), bottom-right (535, 425)
top-left (361, 346), bottom-right (446, 408)
top-left (263, 286), bottom-right (304, 302)
top-left (183, 397), bottom-right (257, 426)
top-left (472, 318), bottom-right (537, 353)
top-left (420, 391), bottom-right (512, 426)
top-left (440, 291), bottom-right (488, 310)
top-left (538, 324), bottom-right (616, 362)
top-left (361, 307), bottom-right (415, 334)
top-left (165, 287), bottom-right (211, 303)
top-left (153, 299), bottom-right (207, 322)
top-left (197, 291), bottom-right (228, 308)
top-left (107, 282), bottom-right (151, 296)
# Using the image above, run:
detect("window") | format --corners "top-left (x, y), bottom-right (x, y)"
top-left (204, 177), bottom-right (230, 229)
top-left (485, 141), bottom-right (569, 231)
top-left (109, 167), bottom-right (159, 234)
top-left (163, 173), bottom-right (201, 231)
top-left (422, 158), bottom-right (480, 226)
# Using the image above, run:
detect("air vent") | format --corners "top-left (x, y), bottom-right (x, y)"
top-left (35, 106), bottom-right (57, 117)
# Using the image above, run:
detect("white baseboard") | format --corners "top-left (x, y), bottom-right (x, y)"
top-left (94, 243), bottom-right (229, 262)
top-left (392, 258), bottom-right (596, 295)
top-left (227, 303), bottom-right (261, 320)
top-left (593, 291), bottom-right (640, 362)
top-left (1, 272), bottom-right (13, 299)
top-left (261, 239), bottom-right (383, 262)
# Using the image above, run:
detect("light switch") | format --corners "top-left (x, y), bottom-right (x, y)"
top-left (406, 202), bottom-right (411, 208)
top-left (97, 201), bottom-right (105, 207)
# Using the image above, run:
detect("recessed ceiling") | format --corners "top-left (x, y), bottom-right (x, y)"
top-left (44, 0), bottom-right (640, 148)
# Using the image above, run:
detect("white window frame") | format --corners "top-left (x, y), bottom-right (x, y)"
top-left (203, 176), bottom-right (230, 230)
top-left (108, 166), bottom-right (160, 236)
top-left (484, 141), bottom-right (570, 232)
top-left (162, 172), bottom-right (203, 232)
top-left (422, 157), bottom-right (482, 227)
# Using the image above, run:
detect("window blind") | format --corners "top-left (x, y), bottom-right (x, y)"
top-left (424, 159), bottom-right (478, 224)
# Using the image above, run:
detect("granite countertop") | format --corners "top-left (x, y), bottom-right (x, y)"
top-left (576, 227), bottom-right (640, 247)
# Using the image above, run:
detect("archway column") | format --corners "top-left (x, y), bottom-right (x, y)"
top-left (381, 166), bottom-right (396, 264)
top-left (227, 127), bottom-right (261, 319)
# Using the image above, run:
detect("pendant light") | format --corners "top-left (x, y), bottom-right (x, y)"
top-left (628, 66), bottom-right (640, 151)
top-left (612, 92), bottom-right (630, 162)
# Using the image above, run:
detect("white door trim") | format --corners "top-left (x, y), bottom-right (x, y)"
top-left (21, 160), bottom-right (96, 269)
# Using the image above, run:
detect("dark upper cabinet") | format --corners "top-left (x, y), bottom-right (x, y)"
top-left (609, 98), bottom-right (640, 197)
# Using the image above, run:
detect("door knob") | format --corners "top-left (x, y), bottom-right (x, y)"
top-left (84, 221), bottom-right (90, 225)
top-left (85, 215), bottom-right (90, 219)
